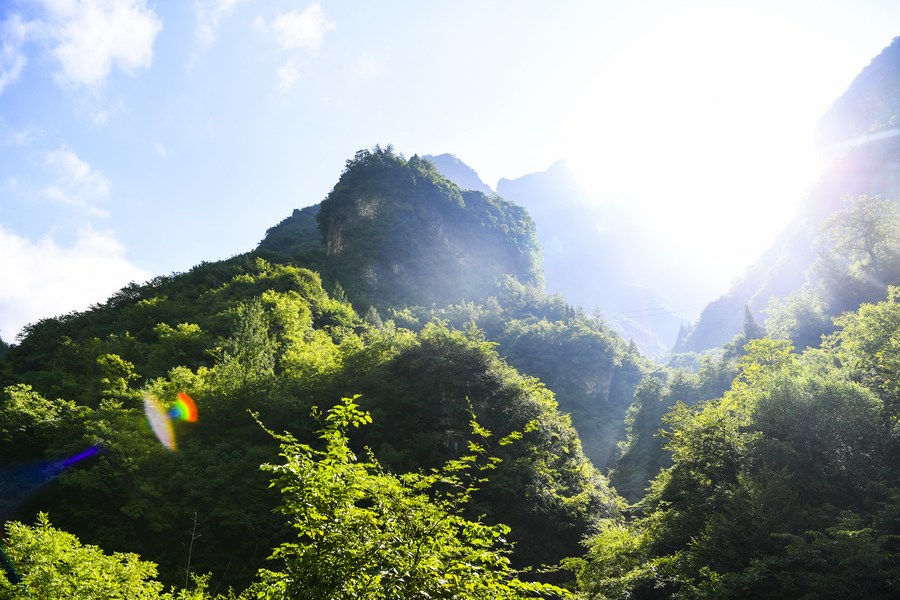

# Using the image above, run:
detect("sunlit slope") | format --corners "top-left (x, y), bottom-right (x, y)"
top-left (677, 37), bottom-right (900, 353)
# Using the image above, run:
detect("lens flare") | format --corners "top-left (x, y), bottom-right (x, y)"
top-left (144, 394), bottom-right (176, 451)
top-left (169, 392), bottom-right (198, 422)
top-left (60, 445), bottom-right (101, 468)
top-left (143, 392), bottom-right (198, 450)
top-left (1, 446), bottom-right (103, 522)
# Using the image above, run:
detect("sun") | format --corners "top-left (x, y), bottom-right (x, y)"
top-left (558, 2), bottom-right (835, 300)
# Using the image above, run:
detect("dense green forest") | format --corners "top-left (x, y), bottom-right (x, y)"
top-left (3, 141), bottom-right (900, 599)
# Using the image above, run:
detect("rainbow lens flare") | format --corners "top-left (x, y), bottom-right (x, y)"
top-left (143, 392), bottom-right (199, 450)
top-left (169, 392), bottom-right (198, 422)
top-left (144, 394), bottom-right (176, 451)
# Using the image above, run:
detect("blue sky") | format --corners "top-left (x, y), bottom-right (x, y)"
top-left (1, 0), bottom-right (899, 340)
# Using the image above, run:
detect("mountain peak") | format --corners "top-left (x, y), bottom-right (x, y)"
top-left (260, 146), bottom-right (541, 310)
top-left (818, 36), bottom-right (900, 147)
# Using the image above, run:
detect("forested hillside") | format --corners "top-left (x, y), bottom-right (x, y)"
top-left (4, 39), bottom-right (900, 600)
top-left (0, 147), bottom-right (640, 597)
top-left (258, 146), bottom-right (645, 470)
top-left (4, 263), bottom-right (900, 597)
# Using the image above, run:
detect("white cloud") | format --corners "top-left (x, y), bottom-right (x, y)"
top-left (0, 14), bottom-right (29, 94)
top-left (195, 0), bottom-right (246, 47)
top-left (272, 4), bottom-right (334, 52)
top-left (42, 147), bottom-right (111, 215)
top-left (0, 120), bottom-right (40, 146)
top-left (277, 59), bottom-right (301, 92)
top-left (152, 141), bottom-right (167, 158)
top-left (0, 225), bottom-right (150, 341)
top-left (40, 0), bottom-right (163, 87)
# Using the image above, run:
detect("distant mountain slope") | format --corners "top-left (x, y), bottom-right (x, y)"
top-left (676, 37), bottom-right (900, 353)
top-left (423, 153), bottom-right (494, 194)
top-left (422, 157), bottom-right (692, 357)
top-left (495, 162), bottom-right (686, 356)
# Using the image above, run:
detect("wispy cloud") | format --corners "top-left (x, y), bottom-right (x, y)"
top-left (42, 147), bottom-right (111, 216)
top-left (272, 4), bottom-right (334, 52)
top-left (152, 141), bottom-right (167, 158)
top-left (0, 14), bottom-right (29, 94)
top-left (194, 0), bottom-right (247, 47)
top-left (277, 59), bottom-right (301, 92)
top-left (0, 224), bottom-right (149, 341)
top-left (266, 3), bottom-right (334, 92)
top-left (40, 0), bottom-right (162, 87)
top-left (0, 119), bottom-right (40, 146)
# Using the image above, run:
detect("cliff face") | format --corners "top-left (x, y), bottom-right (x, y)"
top-left (259, 147), bottom-right (542, 310)
top-left (676, 37), bottom-right (900, 353)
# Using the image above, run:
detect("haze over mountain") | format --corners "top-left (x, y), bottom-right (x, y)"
top-left (676, 36), bottom-right (900, 353)
top-left (423, 36), bottom-right (900, 359)
top-left (422, 154), bottom-right (494, 195)
top-left (424, 157), bottom-right (689, 356)
top-left (258, 146), bottom-right (645, 469)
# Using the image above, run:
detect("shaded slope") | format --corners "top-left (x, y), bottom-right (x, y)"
top-left (0, 255), bottom-right (614, 586)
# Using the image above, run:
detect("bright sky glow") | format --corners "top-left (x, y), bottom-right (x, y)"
top-left (1, 0), bottom-right (899, 340)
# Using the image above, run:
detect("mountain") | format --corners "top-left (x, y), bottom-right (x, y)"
top-left (260, 146), bottom-right (541, 310)
top-left (497, 161), bottom-right (688, 356)
top-left (422, 153), bottom-right (494, 194)
top-left (675, 37), bottom-right (900, 353)
top-left (1, 144), bottom-right (645, 589)
top-left (258, 145), bottom-right (645, 469)
top-left (5, 44), bottom-right (900, 597)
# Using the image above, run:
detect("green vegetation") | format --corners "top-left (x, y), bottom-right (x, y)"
top-left (0, 245), bottom-right (616, 594)
top-left (766, 194), bottom-right (900, 349)
top-left (249, 396), bottom-right (570, 600)
top-left (569, 304), bottom-right (900, 598)
top-left (6, 286), bottom-right (900, 597)
top-left (4, 145), bottom-right (900, 598)
top-left (1, 514), bottom-right (169, 599)
top-left (269, 145), bottom-right (542, 310)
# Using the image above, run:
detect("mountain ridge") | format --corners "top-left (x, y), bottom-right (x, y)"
top-left (676, 36), bottom-right (900, 353)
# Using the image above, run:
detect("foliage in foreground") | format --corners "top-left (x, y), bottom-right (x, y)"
top-left (248, 395), bottom-right (570, 599)
top-left (0, 514), bottom-right (215, 600)
top-left (0, 398), bottom-right (570, 600)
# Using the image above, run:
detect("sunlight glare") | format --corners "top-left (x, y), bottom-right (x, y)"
top-left (560, 2), bottom-right (838, 297)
